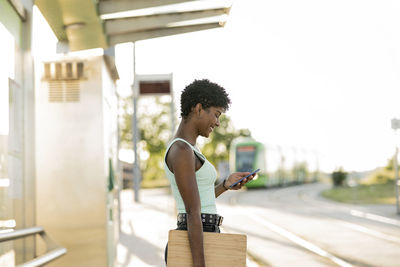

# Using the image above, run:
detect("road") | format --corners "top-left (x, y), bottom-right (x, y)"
top-left (216, 183), bottom-right (400, 267)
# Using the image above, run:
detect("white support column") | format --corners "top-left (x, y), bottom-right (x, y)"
top-left (394, 146), bottom-right (399, 214)
top-left (20, 0), bottom-right (35, 262)
top-left (132, 43), bottom-right (141, 202)
top-left (170, 76), bottom-right (176, 138)
top-left (391, 118), bottom-right (400, 214)
top-left (116, 91), bottom-right (122, 232)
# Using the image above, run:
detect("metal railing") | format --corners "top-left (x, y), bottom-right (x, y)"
top-left (0, 226), bottom-right (67, 267)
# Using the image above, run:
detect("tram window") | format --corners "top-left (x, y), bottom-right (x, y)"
top-left (236, 146), bottom-right (256, 172)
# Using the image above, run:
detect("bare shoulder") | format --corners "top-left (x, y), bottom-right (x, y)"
top-left (168, 141), bottom-right (194, 160)
top-left (166, 141), bottom-right (195, 172)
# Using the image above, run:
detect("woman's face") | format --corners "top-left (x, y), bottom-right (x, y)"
top-left (198, 106), bottom-right (224, 138)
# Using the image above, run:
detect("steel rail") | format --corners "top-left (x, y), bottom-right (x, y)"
top-left (0, 227), bottom-right (44, 242)
top-left (0, 226), bottom-right (67, 266)
top-left (17, 248), bottom-right (67, 267)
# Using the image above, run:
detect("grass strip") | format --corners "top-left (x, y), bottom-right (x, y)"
top-left (321, 181), bottom-right (396, 204)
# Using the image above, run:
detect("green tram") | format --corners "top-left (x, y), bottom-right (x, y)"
top-left (229, 137), bottom-right (319, 188)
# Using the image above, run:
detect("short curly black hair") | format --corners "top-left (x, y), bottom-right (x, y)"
top-left (180, 79), bottom-right (231, 119)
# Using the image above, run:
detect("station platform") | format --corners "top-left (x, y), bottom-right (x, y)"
top-left (114, 188), bottom-right (176, 267)
top-left (114, 188), bottom-right (259, 267)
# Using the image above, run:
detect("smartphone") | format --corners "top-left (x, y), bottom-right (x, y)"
top-left (229, 169), bottom-right (260, 188)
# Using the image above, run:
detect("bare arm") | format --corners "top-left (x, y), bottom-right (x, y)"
top-left (215, 180), bottom-right (228, 198)
top-left (167, 142), bottom-right (205, 267)
top-left (215, 172), bottom-right (256, 198)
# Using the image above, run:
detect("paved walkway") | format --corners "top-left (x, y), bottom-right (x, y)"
top-left (114, 188), bottom-right (259, 267)
top-left (114, 188), bottom-right (176, 267)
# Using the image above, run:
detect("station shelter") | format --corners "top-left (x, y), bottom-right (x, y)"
top-left (0, 0), bottom-right (230, 266)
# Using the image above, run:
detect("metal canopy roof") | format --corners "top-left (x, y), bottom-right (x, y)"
top-left (35, 0), bottom-right (231, 51)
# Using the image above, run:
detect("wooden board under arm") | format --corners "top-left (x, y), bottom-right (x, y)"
top-left (167, 230), bottom-right (247, 267)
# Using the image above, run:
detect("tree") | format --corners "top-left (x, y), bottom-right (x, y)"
top-left (119, 95), bottom-right (174, 187)
top-left (292, 162), bottom-right (309, 183)
top-left (364, 156), bottom-right (398, 184)
top-left (119, 96), bottom-right (133, 148)
top-left (385, 156), bottom-right (396, 171)
top-left (120, 97), bottom-right (251, 187)
top-left (138, 97), bottom-right (172, 183)
top-left (200, 115), bottom-right (251, 166)
top-left (331, 168), bottom-right (347, 187)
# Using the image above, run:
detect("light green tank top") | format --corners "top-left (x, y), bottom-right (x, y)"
top-left (164, 138), bottom-right (217, 214)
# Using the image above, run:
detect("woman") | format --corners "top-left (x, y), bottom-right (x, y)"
top-left (164, 79), bottom-right (255, 267)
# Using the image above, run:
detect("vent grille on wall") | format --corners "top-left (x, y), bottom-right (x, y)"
top-left (48, 80), bottom-right (80, 102)
top-left (43, 61), bottom-right (85, 102)
top-left (43, 61), bottom-right (85, 80)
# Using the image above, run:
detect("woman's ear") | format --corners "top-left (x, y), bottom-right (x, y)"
top-left (195, 103), bottom-right (203, 116)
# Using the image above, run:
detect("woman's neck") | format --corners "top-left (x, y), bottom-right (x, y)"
top-left (175, 120), bottom-right (198, 146)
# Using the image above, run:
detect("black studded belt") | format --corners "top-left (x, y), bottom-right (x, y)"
top-left (177, 213), bottom-right (223, 226)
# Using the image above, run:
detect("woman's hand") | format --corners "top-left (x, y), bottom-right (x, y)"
top-left (225, 172), bottom-right (256, 190)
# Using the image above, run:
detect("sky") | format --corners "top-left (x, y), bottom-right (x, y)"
top-left (115, 0), bottom-right (400, 172)
top-left (25, 0), bottom-right (400, 172)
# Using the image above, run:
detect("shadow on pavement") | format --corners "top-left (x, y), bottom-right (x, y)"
top-left (118, 231), bottom-right (165, 267)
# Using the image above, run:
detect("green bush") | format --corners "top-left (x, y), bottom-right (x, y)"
top-left (363, 156), bottom-right (399, 184)
top-left (364, 168), bottom-right (397, 184)
top-left (331, 168), bottom-right (347, 187)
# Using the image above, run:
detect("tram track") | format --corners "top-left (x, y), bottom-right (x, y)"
top-left (274, 184), bottom-right (400, 254)
top-left (253, 183), bottom-right (400, 241)
top-left (224, 189), bottom-right (354, 267)
top-left (295, 184), bottom-right (400, 245)
top-left (245, 211), bottom-right (354, 267)
top-left (221, 183), bottom-right (400, 267)
top-left (297, 185), bottom-right (400, 228)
